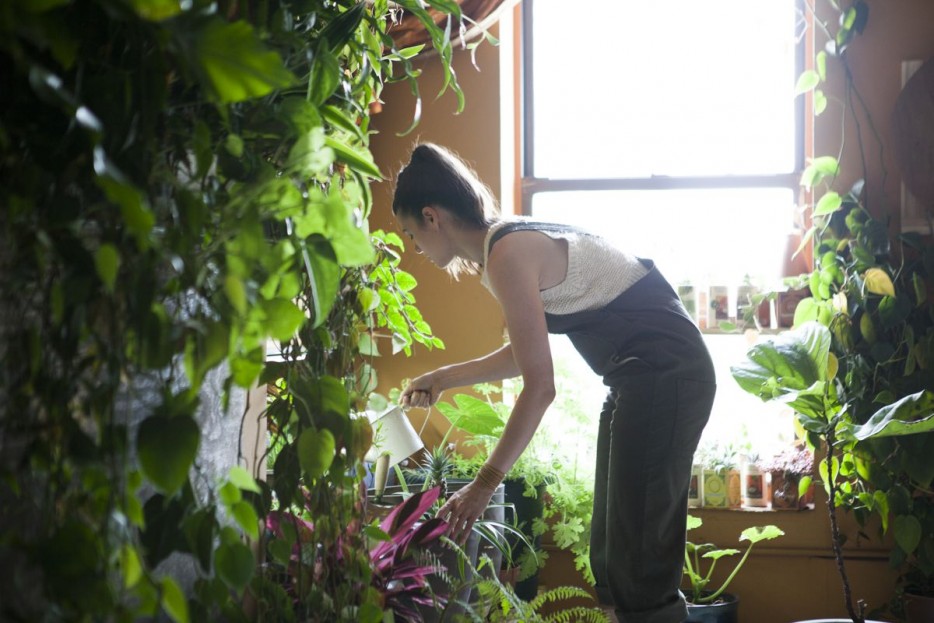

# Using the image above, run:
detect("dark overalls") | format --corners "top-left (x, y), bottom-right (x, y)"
top-left (489, 222), bottom-right (716, 623)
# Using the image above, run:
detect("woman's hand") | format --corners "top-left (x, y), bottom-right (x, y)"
top-left (437, 480), bottom-right (495, 545)
top-left (400, 371), bottom-right (443, 409)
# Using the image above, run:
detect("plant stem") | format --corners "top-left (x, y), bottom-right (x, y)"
top-left (824, 428), bottom-right (864, 623)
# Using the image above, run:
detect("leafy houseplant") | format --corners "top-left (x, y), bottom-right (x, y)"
top-left (441, 384), bottom-right (596, 596)
top-left (731, 321), bottom-right (934, 622)
top-left (683, 515), bottom-right (784, 613)
top-left (0, 0), bottom-right (479, 620)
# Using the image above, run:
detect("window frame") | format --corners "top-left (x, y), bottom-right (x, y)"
top-left (518, 0), bottom-right (807, 214)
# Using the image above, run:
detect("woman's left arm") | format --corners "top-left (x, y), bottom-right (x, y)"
top-left (438, 234), bottom-right (557, 542)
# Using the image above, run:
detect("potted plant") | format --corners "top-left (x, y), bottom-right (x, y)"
top-left (760, 447), bottom-right (815, 510)
top-left (731, 321), bottom-right (934, 622)
top-left (683, 515), bottom-right (785, 623)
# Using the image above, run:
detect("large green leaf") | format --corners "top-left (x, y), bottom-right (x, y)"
top-left (297, 428), bottom-right (336, 479)
top-left (215, 541), bottom-right (254, 591)
top-left (302, 236), bottom-right (340, 329)
top-left (435, 394), bottom-right (505, 436)
top-left (185, 18), bottom-right (295, 104)
top-left (851, 391), bottom-right (934, 440)
top-left (261, 298), bottom-right (306, 341)
top-left (731, 322), bottom-right (830, 399)
top-left (740, 525), bottom-right (785, 544)
top-left (894, 515), bottom-right (922, 555)
top-left (137, 415), bottom-right (200, 494)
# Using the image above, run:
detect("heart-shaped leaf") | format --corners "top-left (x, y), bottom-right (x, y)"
top-left (137, 415), bottom-right (199, 494)
top-left (297, 428), bottom-right (335, 480)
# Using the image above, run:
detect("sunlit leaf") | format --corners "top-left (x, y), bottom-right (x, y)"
top-left (160, 577), bottom-right (189, 623)
top-left (851, 391), bottom-right (934, 440)
top-left (795, 70), bottom-right (820, 95)
top-left (228, 466), bottom-right (261, 493)
top-left (864, 267), bottom-right (895, 297)
top-left (740, 525), bottom-right (784, 544)
top-left (261, 298), bottom-right (306, 341)
top-left (324, 136), bottom-right (382, 179)
top-left (814, 192), bottom-right (842, 216)
top-left (186, 18), bottom-right (296, 104)
top-left (231, 501), bottom-right (259, 540)
top-left (297, 428), bottom-right (335, 479)
top-left (120, 544), bottom-right (143, 588)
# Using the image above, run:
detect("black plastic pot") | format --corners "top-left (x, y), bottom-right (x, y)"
top-left (503, 478), bottom-right (548, 601)
top-left (685, 593), bottom-right (739, 623)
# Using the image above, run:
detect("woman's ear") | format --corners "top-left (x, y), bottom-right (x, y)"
top-left (421, 205), bottom-right (440, 229)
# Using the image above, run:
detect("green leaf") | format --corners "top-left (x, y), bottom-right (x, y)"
top-left (816, 51), bottom-right (828, 81)
top-left (228, 466), bottom-right (261, 493)
top-left (814, 89), bottom-right (827, 115)
top-left (302, 236), bottom-right (340, 329)
top-left (894, 515), bottom-right (922, 554)
top-left (160, 577), bottom-right (189, 623)
top-left (287, 127), bottom-right (334, 175)
top-left (864, 267), bottom-right (895, 297)
top-left (795, 70), bottom-right (820, 95)
top-left (435, 394), bottom-right (505, 436)
top-left (739, 525), bottom-right (783, 544)
top-left (730, 321), bottom-right (830, 399)
top-left (851, 391), bottom-right (934, 440)
top-left (308, 48), bottom-right (341, 108)
top-left (95, 244), bottom-right (120, 293)
top-left (231, 501), bottom-right (259, 540)
top-left (687, 515), bottom-right (702, 531)
top-left (215, 541), bottom-right (255, 591)
top-left (814, 191), bottom-right (842, 216)
top-left (224, 275), bottom-right (247, 314)
top-left (319, 1), bottom-right (366, 51)
top-left (120, 544), bottom-right (143, 588)
top-left (297, 428), bottom-right (336, 479)
top-left (324, 136), bottom-right (382, 179)
top-left (137, 415), bottom-right (199, 494)
top-left (322, 104), bottom-right (364, 140)
top-left (127, 0), bottom-right (183, 20)
top-left (261, 298), bottom-right (306, 341)
top-left (187, 18), bottom-right (296, 104)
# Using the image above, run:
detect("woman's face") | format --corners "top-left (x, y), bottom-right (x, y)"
top-left (397, 209), bottom-right (455, 269)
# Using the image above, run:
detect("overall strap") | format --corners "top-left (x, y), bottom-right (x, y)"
top-left (487, 220), bottom-right (592, 253)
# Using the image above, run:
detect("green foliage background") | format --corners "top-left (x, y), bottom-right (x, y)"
top-left (0, 0), bottom-right (469, 620)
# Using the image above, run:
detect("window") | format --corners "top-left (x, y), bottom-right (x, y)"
top-left (518, 0), bottom-right (806, 468)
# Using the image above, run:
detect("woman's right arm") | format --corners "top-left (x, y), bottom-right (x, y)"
top-left (400, 343), bottom-right (520, 409)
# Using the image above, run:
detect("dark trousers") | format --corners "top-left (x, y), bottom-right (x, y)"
top-left (590, 365), bottom-right (715, 623)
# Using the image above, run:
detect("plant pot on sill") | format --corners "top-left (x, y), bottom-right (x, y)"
top-left (905, 591), bottom-right (934, 623)
top-left (685, 592), bottom-right (738, 623)
top-left (770, 471), bottom-right (813, 510)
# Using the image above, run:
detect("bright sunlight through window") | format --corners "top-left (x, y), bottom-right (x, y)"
top-left (521, 0), bottom-right (804, 474)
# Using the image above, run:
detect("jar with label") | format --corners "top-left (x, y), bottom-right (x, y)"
top-left (741, 457), bottom-right (769, 508)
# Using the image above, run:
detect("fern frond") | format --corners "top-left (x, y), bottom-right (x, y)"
top-left (544, 606), bottom-right (610, 623)
top-left (528, 585), bottom-right (593, 611)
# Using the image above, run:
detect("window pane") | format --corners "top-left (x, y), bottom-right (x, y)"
top-left (530, 0), bottom-right (798, 178)
top-left (531, 188), bottom-right (795, 288)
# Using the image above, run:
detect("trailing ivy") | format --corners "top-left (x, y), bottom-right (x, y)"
top-left (0, 0), bottom-right (472, 620)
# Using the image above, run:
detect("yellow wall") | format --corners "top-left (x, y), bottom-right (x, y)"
top-left (369, 2), bottom-right (934, 620)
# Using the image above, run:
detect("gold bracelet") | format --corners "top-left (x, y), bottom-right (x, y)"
top-left (475, 463), bottom-right (506, 491)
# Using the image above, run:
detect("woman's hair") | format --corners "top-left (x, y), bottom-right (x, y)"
top-left (392, 143), bottom-right (499, 277)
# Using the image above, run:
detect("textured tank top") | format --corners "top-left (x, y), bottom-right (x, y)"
top-left (479, 219), bottom-right (649, 315)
